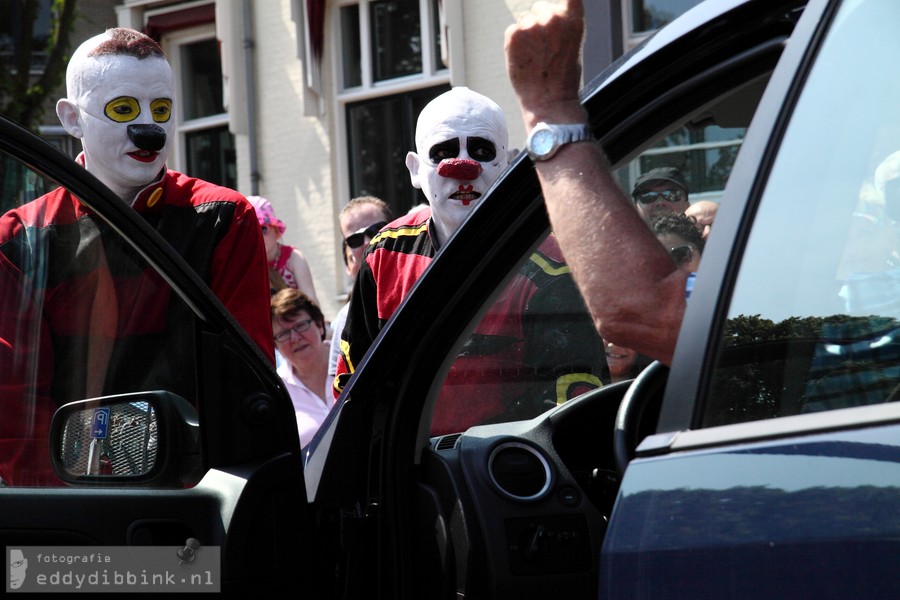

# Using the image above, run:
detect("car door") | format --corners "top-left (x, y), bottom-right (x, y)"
top-left (602, 0), bottom-right (900, 597)
top-left (0, 116), bottom-right (316, 594)
top-left (303, 1), bottom-right (817, 598)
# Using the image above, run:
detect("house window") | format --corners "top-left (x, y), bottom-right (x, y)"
top-left (336, 0), bottom-right (449, 216)
top-left (164, 27), bottom-right (236, 189)
top-left (0, 0), bottom-right (52, 72)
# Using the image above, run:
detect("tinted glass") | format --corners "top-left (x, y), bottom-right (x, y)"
top-left (705, 0), bottom-right (900, 426)
top-left (0, 148), bottom-right (201, 486)
top-left (431, 232), bottom-right (610, 435)
top-left (186, 124), bottom-right (236, 189)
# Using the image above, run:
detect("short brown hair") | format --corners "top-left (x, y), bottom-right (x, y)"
top-left (89, 28), bottom-right (165, 60)
top-left (270, 288), bottom-right (326, 339)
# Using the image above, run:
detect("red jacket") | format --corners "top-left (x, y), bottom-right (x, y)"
top-left (0, 166), bottom-right (273, 485)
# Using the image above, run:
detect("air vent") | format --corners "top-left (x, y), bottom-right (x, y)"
top-left (435, 433), bottom-right (462, 451)
top-left (488, 442), bottom-right (552, 501)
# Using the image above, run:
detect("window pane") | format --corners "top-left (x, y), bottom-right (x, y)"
top-left (341, 5), bottom-right (362, 89)
top-left (346, 85), bottom-right (449, 215)
top-left (631, 0), bottom-right (705, 34)
top-left (0, 0), bottom-right (53, 71)
top-left (0, 148), bottom-right (202, 486)
top-left (180, 39), bottom-right (224, 120)
top-left (186, 125), bottom-right (236, 189)
top-left (614, 124), bottom-right (746, 201)
top-left (705, 0), bottom-right (900, 426)
top-left (370, 0), bottom-right (422, 82)
top-left (431, 232), bottom-right (609, 435)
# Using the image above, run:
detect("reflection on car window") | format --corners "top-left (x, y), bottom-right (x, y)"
top-left (0, 150), bottom-right (198, 486)
top-left (431, 233), bottom-right (608, 434)
top-left (706, 0), bottom-right (900, 427)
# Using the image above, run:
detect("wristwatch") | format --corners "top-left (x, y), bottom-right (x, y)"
top-left (525, 122), bottom-right (594, 162)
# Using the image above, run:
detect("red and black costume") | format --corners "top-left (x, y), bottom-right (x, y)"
top-left (334, 207), bottom-right (607, 435)
top-left (0, 161), bottom-right (272, 485)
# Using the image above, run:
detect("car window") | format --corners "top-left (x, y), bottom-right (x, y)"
top-left (429, 232), bottom-right (608, 435)
top-left (704, 0), bottom-right (900, 427)
top-left (0, 148), bottom-right (202, 486)
top-left (427, 70), bottom-right (757, 437)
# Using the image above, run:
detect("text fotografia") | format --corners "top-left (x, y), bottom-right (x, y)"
top-left (8, 545), bottom-right (221, 593)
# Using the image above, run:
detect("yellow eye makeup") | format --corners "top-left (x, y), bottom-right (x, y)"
top-left (150, 98), bottom-right (173, 123)
top-left (104, 97), bottom-right (140, 123)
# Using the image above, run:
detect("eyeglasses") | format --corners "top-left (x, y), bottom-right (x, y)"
top-left (633, 189), bottom-right (686, 205)
top-left (274, 318), bottom-right (314, 343)
top-left (345, 221), bottom-right (388, 249)
top-left (669, 245), bottom-right (695, 267)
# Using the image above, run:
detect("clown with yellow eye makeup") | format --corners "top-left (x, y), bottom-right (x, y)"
top-left (0, 28), bottom-right (275, 486)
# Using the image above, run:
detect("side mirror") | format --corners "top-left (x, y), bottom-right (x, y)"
top-left (49, 391), bottom-right (202, 487)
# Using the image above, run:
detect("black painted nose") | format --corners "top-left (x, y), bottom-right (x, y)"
top-left (127, 124), bottom-right (166, 152)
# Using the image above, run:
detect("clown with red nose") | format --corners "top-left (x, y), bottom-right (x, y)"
top-left (334, 87), bottom-right (511, 399)
top-left (405, 87), bottom-right (510, 246)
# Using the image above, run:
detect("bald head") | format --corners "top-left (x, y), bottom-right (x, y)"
top-left (406, 87), bottom-right (510, 245)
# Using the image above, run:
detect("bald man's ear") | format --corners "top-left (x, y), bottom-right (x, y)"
top-left (405, 151), bottom-right (423, 190)
top-left (56, 99), bottom-right (84, 139)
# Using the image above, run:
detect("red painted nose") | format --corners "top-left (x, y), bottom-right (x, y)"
top-left (437, 158), bottom-right (483, 181)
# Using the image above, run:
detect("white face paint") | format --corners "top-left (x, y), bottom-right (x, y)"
top-left (406, 87), bottom-right (509, 245)
top-left (57, 37), bottom-right (174, 202)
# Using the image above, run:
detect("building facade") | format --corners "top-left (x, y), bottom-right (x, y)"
top-left (11, 0), bottom-right (705, 320)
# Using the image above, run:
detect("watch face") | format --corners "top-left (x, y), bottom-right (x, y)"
top-left (531, 129), bottom-right (555, 157)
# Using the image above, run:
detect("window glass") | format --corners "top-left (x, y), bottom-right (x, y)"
top-left (340, 5), bottom-right (362, 88)
top-left (630, 0), bottom-right (705, 34)
top-left (430, 232), bottom-right (610, 435)
top-left (0, 149), bottom-right (201, 486)
top-left (0, 0), bottom-right (52, 71)
top-left (614, 124), bottom-right (745, 203)
top-left (370, 0), bottom-right (422, 82)
top-left (180, 38), bottom-right (224, 120)
top-left (186, 124), bottom-right (237, 190)
top-left (346, 84), bottom-right (450, 216)
top-left (705, 0), bottom-right (900, 427)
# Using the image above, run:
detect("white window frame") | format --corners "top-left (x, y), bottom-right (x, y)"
top-left (161, 24), bottom-right (230, 175)
top-left (331, 0), bottom-right (452, 217)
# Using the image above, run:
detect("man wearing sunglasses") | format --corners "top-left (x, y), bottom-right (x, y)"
top-left (327, 197), bottom-right (394, 395)
top-left (631, 167), bottom-right (690, 225)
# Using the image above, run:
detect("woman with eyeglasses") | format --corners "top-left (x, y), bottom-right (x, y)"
top-left (271, 288), bottom-right (333, 446)
top-left (651, 213), bottom-right (705, 301)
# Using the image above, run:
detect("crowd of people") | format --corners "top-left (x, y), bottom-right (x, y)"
top-left (1, 0), bottom-right (722, 484)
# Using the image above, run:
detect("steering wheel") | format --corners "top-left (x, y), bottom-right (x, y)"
top-left (613, 361), bottom-right (669, 475)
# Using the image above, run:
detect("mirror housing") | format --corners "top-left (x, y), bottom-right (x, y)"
top-left (49, 391), bottom-right (201, 487)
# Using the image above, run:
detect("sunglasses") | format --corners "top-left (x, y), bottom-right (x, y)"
top-left (669, 245), bottom-right (695, 266)
top-left (633, 189), bottom-right (686, 205)
top-left (345, 221), bottom-right (388, 249)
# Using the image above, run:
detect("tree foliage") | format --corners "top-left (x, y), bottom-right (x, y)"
top-left (0, 0), bottom-right (78, 130)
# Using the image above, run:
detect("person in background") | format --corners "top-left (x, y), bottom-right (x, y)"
top-left (632, 167), bottom-right (690, 225)
top-left (248, 195), bottom-right (319, 304)
top-left (271, 288), bottom-right (332, 447)
top-left (327, 196), bottom-right (394, 396)
top-left (505, 0), bottom-right (687, 366)
top-left (604, 340), bottom-right (651, 383)
top-left (684, 200), bottom-right (718, 240)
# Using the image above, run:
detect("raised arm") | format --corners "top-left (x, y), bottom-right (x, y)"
top-left (504, 0), bottom-right (686, 364)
